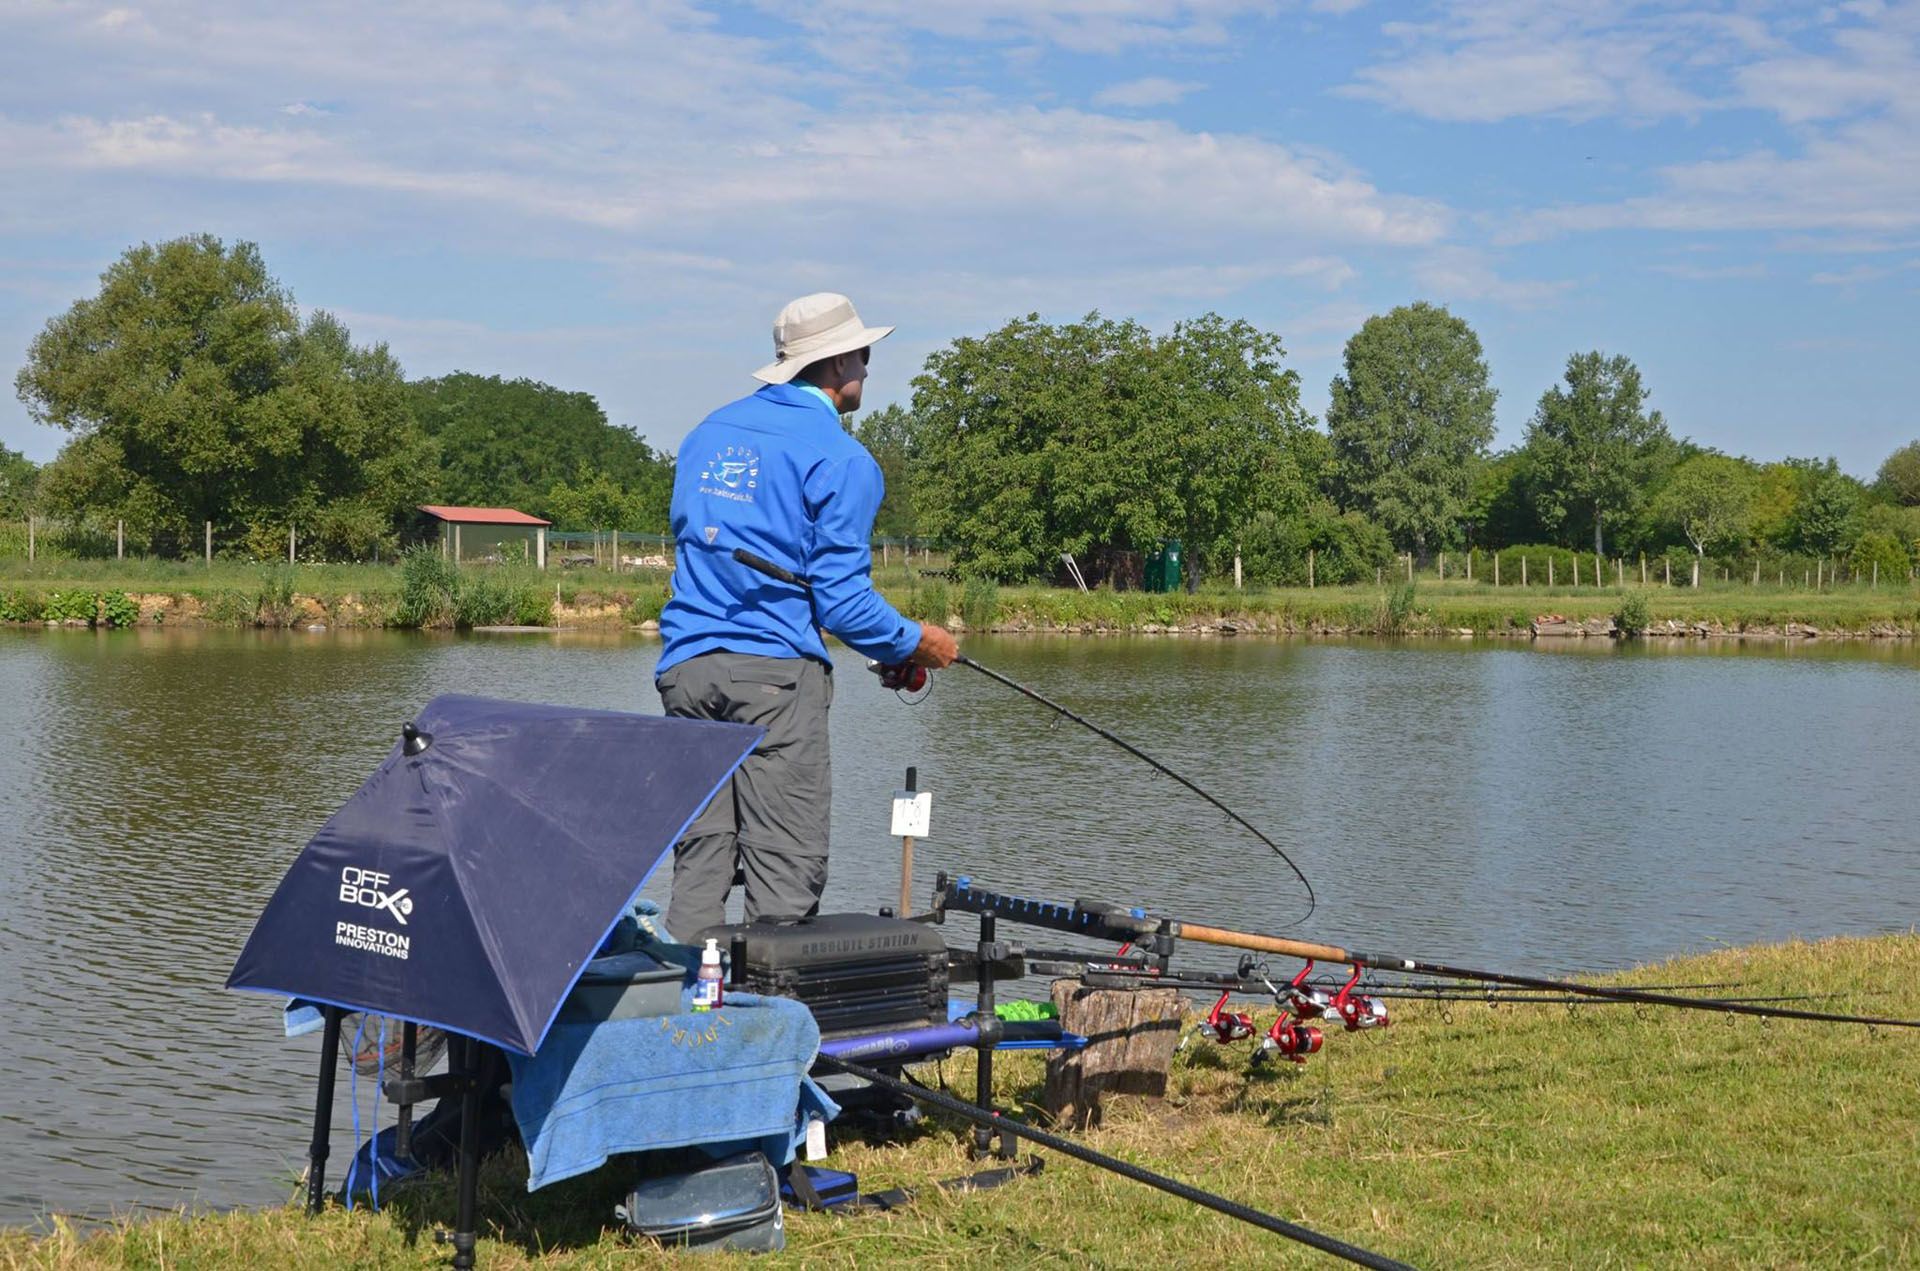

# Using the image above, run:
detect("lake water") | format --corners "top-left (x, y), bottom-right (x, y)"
top-left (1, 628), bottom-right (1916, 1225)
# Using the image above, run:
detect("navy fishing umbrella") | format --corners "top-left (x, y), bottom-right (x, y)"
top-left (227, 693), bottom-right (762, 1055)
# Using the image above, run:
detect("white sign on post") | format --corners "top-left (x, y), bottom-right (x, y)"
top-left (890, 789), bottom-right (932, 838)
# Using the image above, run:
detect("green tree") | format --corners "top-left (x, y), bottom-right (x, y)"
top-left (545, 468), bottom-right (639, 533)
top-left (1110, 314), bottom-right (1313, 590)
top-left (0, 444), bottom-right (37, 520)
top-left (408, 373), bottom-right (670, 528)
top-left (907, 312), bottom-right (1313, 585)
top-left (1652, 453), bottom-right (1757, 585)
top-left (1793, 466), bottom-right (1863, 557)
top-left (1874, 440), bottom-right (1920, 507)
top-left (1326, 302), bottom-right (1497, 557)
top-left (1520, 351), bottom-right (1675, 556)
top-left (854, 402), bottom-right (919, 540)
top-left (15, 235), bottom-right (433, 557)
top-left (910, 313), bottom-right (1160, 581)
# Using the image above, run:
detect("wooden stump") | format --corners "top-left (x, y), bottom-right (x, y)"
top-left (1042, 982), bottom-right (1184, 1130)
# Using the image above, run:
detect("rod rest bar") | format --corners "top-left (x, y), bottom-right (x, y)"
top-left (382, 1070), bottom-right (482, 1107)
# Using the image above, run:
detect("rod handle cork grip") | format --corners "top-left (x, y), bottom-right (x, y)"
top-left (1172, 922), bottom-right (1355, 967)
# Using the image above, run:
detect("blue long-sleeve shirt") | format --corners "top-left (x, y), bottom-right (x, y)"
top-left (657, 382), bottom-right (920, 675)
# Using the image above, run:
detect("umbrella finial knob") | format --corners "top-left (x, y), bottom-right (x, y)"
top-left (402, 722), bottom-right (434, 756)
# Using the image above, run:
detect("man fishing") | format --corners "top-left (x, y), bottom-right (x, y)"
top-left (656, 292), bottom-right (958, 936)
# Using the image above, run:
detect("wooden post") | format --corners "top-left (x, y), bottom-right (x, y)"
top-left (454, 523), bottom-right (462, 564)
top-left (1549, 556), bottom-right (1554, 587)
top-left (117, 519), bottom-right (124, 560)
top-left (1406, 553), bottom-right (1413, 583)
top-left (897, 767), bottom-right (919, 919)
top-left (1572, 555), bottom-right (1578, 587)
top-left (1521, 557), bottom-right (1527, 586)
top-left (27, 516), bottom-right (34, 562)
top-left (1233, 550), bottom-right (1242, 590)
top-left (1042, 982), bottom-right (1184, 1130)
top-left (1466, 549), bottom-right (1473, 582)
top-left (1307, 548), bottom-right (1314, 589)
top-left (537, 527), bottom-right (547, 570)
top-left (1438, 551), bottom-right (1445, 581)
top-left (1815, 559), bottom-right (1821, 590)
top-left (1376, 566), bottom-right (1381, 586)
top-left (1640, 553), bottom-right (1647, 585)
top-left (205, 520), bottom-right (212, 567)
top-left (1753, 561), bottom-right (1760, 586)
top-left (289, 524), bottom-right (296, 565)
top-left (882, 541), bottom-right (889, 567)
top-left (1872, 560), bottom-right (1878, 588)
top-left (1597, 554), bottom-right (1604, 590)
top-left (1616, 558), bottom-right (1623, 587)
top-left (1664, 559), bottom-right (1671, 586)
top-left (1494, 553), bottom-right (1500, 586)
top-left (613, 528), bottom-right (620, 573)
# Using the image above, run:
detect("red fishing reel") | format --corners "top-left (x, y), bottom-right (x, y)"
top-left (1260, 1014), bottom-right (1323, 1063)
top-left (1204, 990), bottom-right (1257, 1044)
top-left (1331, 965), bottom-right (1390, 1032)
top-left (1284, 959), bottom-right (1336, 1020)
top-left (867, 659), bottom-right (928, 692)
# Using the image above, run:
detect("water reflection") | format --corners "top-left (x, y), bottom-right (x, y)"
top-left (0, 628), bottom-right (1915, 1224)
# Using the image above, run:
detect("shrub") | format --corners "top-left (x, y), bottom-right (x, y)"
top-left (1613, 591), bottom-right (1651, 637)
top-left (44, 590), bottom-right (98, 625)
top-left (1380, 580), bottom-right (1417, 635)
top-left (512, 583), bottom-right (555, 627)
top-left (100, 591), bottom-right (140, 628)
top-left (396, 547), bottom-right (460, 629)
top-left (907, 578), bottom-right (950, 624)
top-left (254, 566), bottom-right (299, 627)
top-left (960, 577), bottom-right (1000, 630)
top-left (203, 590), bottom-right (257, 626)
top-left (625, 583), bottom-right (668, 625)
top-left (453, 573), bottom-right (515, 628)
top-left (0, 590), bottom-right (44, 623)
top-left (1851, 531), bottom-right (1912, 586)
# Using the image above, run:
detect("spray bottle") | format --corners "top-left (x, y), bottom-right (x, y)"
top-left (693, 938), bottom-right (724, 1011)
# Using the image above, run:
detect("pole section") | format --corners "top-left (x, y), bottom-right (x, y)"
top-left (306, 1006), bottom-right (343, 1214)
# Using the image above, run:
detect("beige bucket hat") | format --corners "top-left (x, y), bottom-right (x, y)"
top-left (753, 292), bottom-right (894, 384)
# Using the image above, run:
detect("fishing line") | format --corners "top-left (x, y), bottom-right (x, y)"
top-left (731, 548), bottom-right (1317, 924)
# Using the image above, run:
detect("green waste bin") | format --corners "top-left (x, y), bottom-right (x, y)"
top-left (1144, 544), bottom-right (1167, 593)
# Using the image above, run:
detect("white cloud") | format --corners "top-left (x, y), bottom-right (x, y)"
top-left (1410, 246), bottom-right (1569, 308)
top-left (1092, 76), bottom-right (1204, 108)
top-left (1645, 261), bottom-right (1767, 281)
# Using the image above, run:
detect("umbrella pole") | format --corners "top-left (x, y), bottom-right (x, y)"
top-left (306, 1006), bottom-right (342, 1215)
top-left (451, 1036), bottom-right (481, 1270)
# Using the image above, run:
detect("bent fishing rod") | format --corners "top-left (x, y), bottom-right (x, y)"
top-left (729, 546), bottom-right (1316, 923)
top-left (814, 1054), bottom-right (1415, 1270)
top-left (936, 876), bottom-right (1920, 1030)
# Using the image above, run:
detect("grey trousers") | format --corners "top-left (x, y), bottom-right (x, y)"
top-left (656, 651), bottom-right (833, 936)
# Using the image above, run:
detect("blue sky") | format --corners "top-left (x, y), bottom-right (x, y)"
top-left (2, 1), bottom-right (1915, 477)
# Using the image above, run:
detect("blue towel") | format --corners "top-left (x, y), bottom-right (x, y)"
top-left (507, 992), bottom-right (836, 1191)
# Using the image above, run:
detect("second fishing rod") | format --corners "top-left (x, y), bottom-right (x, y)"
top-left (728, 546), bottom-right (1318, 924)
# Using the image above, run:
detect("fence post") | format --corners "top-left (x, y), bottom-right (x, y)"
top-left (454, 524), bottom-right (462, 563)
top-left (289, 524), bottom-right (296, 565)
top-left (205, 520), bottom-right (212, 567)
top-left (1494, 553), bottom-right (1500, 587)
top-left (1815, 559), bottom-right (1821, 590)
top-left (613, 528), bottom-right (620, 573)
top-left (1616, 558), bottom-right (1623, 587)
top-left (1664, 558), bottom-right (1670, 586)
top-left (1872, 560), bottom-right (1878, 588)
top-left (1549, 556), bottom-right (1554, 587)
top-left (1521, 557), bottom-right (1527, 586)
top-left (1467, 550), bottom-right (1473, 582)
top-left (1405, 553), bottom-right (1412, 583)
top-left (118, 520), bottom-right (125, 560)
top-left (1308, 548), bottom-right (1315, 589)
top-left (1233, 550), bottom-right (1242, 590)
top-left (1438, 551), bottom-right (1445, 582)
top-left (1640, 553), bottom-right (1646, 585)
top-left (27, 515), bottom-right (34, 563)
top-left (1572, 555), bottom-right (1578, 587)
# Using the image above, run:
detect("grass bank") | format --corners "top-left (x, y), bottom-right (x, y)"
top-left (6, 934), bottom-right (1916, 1268)
top-left (1, 557), bottom-right (1917, 637)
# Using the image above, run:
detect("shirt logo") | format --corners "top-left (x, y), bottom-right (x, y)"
top-left (699, 446), bottom-right (759, 504)
top-left (704, 526), bottom-right (719, 544)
